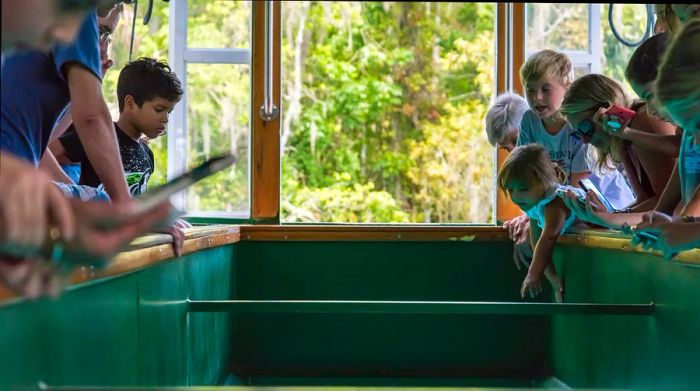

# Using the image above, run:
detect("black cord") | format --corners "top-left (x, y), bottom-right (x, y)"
top-left (608, 3), bottom-right (654, 48)
top-left (143, 0), bottom-right (154, 25)
top-left (129, 0), bottom-right (138, 61)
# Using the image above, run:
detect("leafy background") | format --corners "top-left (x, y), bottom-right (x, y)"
top-left (101, 1), bottom-right (648, 223)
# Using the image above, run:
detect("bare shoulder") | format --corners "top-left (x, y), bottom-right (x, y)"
top-left (630, 104), bottom-right (677, 136)
top-left (544, 196), bottom-right (569, 220)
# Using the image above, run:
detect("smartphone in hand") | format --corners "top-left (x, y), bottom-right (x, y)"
top-left (604, 105), bottom-right (636, 131)
top-left (93, 154), bottom-right (237, 230)
top-left (579, 178), bottom-right (616, 212)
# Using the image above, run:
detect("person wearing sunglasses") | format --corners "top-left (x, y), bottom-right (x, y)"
top-left (561, 74), bottom-right (678, 213)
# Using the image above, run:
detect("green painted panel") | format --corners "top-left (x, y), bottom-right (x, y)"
top-left (5, 237), bottom-right (698, 389)
top-left (0, 245), bottom-right (235, 388)
top-left (235, 241), bottom-right (548, 301)
top-left (186, 246), bottom-right (236, 385)
top-left (551, 246), bottom-right (700, 389)
top-left (0, 276), bottom-right (141, 387)
top-left (232, 313), bottom-right (549, 381)
top-left (232, 241), bottom-right (551, 382)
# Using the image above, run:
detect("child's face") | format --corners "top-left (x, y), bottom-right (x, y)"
top-left (525, 76), bottom-right (567, 120)
top-left (507, 177), bottom-right (546, 212)
top-left (566, 109), bottom-right (612, 149)
top-left (132, 97), bottom-right (178, 139)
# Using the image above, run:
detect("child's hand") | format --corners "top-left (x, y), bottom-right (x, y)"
top-left (160, 224), bottom-right (185, 257)
top-left (521, 272), bottom-right (542, 299)
top-left (633, 215), bottom-right (687, 260)
top-left (173, 218), bottom-right (193, 229)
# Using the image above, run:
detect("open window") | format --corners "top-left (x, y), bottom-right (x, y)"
top-left (280, 2), bottom-right (497, 224)
top-left (102, 2), bottom-right (653, 226)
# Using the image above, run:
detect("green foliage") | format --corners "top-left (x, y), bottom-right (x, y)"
top-left (103, 1), bottom-right (250, 212)
top-left (281, 2), bottom-right (496, 223)
top-left (283, 172), bottom-right (410, 223)
top-left (602, 4), bottom-right (649, 94)
top-left (99, 2), bottom-right (645, 224)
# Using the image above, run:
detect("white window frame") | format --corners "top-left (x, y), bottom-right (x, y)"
top-left (524, 3), bottom-right (602, 75)
top-left (167, 0), bottom-right (251, 218)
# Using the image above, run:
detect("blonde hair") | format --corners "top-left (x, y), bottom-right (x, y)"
top-left (520, 49), bottom-right (574, 87)
top-left (498, 144), bottom-right (566, 196)
top-left (655, 19), bottom-right (700, 129)
top-left (560, 74), bottom-right (631, 170)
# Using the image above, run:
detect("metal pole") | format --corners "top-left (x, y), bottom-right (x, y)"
top-left (187, 299), bottom-right (655, 316)
top-left (259, 0), bottom-right (279, 121)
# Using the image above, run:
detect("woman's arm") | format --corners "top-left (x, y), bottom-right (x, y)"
top-left (619, 128), bottom-right (681, 157)
top-left (620, 108), bottom-right (681, 157)
top-left (654, 161), bottom-right (682, 216)
top-left (563, 189), bottom-right (646, 229)
top-left (680, 185), bottom-right (700, 217)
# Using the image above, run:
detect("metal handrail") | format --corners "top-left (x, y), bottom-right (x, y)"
top-left (187, 299), bottom-right (656, 316)
top-left (259, 0), bottom-right (279, 122)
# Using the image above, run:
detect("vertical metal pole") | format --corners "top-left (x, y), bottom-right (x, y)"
top-left (168, 0), bottom-right (188, 210)
top-left (589, 4), bottom-right (602, 74)
top-left (259, 0), bottom-right (279, 121)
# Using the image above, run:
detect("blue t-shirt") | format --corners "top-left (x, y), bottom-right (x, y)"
top-left (517, 109), bottom-right (589, 179)
top-left (0, 11), bottom-right (101, 166)
top-left (525, 184), bottom-right (586, 235)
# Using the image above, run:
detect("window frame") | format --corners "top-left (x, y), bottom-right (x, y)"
top-left (169, 1), bottom-right (522, 226)
top-left (167, 0), bottom-right (256, 220)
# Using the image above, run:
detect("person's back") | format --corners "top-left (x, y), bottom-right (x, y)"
top-left (0, 10), bottom-right (101, 165)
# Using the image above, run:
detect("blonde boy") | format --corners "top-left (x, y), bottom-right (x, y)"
top-left (516, 49), bottom-right (590, 187)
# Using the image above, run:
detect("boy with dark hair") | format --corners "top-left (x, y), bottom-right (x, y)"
top-left (50, 57), bottom-right (189, 256)
top-left (52, 57), bottom-right (183, 196)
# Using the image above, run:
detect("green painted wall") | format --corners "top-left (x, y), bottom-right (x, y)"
top-left (551, 246), bottom-right (700, 389)
top-left (2, 238), bottom-right (699, 389)
top-left (231, 241), bottom-right (551, 383)
top-left (0, 245), bottom-right (235, 388)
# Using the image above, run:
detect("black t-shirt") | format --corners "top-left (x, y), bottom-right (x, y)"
top-left (59, 122), bottom-right (154, 196)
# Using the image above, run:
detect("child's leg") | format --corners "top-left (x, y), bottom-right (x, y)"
top-left (543, 264), bottom-right (564, 303)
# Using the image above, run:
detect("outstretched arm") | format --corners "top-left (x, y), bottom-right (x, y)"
top-left (521, 199), bottom-right (567, 298)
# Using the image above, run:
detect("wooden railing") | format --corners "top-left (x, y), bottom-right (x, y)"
top-left (1, 224), bottom-right (697, 303)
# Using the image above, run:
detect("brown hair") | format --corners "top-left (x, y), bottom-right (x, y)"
top-left (625, 33), bottom-right (668, 86)
top-left (498, 144), bottom-right (566, 196)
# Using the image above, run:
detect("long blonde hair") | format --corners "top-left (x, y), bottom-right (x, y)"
top-left (560, 74), bottom-right (631, 170)
top-left (498, 144), bottom-right (567, 196)
top-left (656, 19), bottom-right (700, 129)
